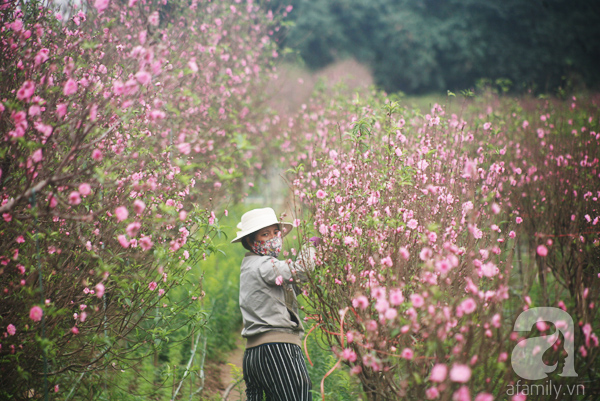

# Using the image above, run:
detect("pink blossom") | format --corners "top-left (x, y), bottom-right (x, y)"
top-left (133, 199), bottom-right (146, 214)
top-left (11, 110), bottom-right (26, 125)
top-left (29, 306), bottom-right (43, 322)
top-left (179, 210), bottom-right (187, 221)
top-left (71, 326), bottom-right (79, 334)
top-left (78, 183), bottom-right (91, 196)
top-left (123, 79), bottom-right (139, 96)
top-left (366, 320), bottom-right (378, 332)
top-left (469, 224), bottom-right (483, 239)
top-left (429, 364), bottom-right (447, 382)
top-left (410, 293), bottom-right (424, 308)
top-left (148, 281), bottom-right (157, 291)
top-left (135, 70), bottom-right (151, 85)
top-left (275, 275), bottom-right (284, 286)
top-left (316, 189), bottom-right (327, 199)
top-left (401, 348), bottom-right (413, 359)
top-left (407, 219), bottom-right (418, 230)
top-left (92, 149), bottom-right (103, 161)
top-left (126, 222), bottom-right (141, 237)
top-left (419, 247), bottom-right (432, 261)
top-left (112, 80), bottom-right (125, 95)
top-left (17, 81), bottom-right (35, 101)
top-left (34, 122), bottom-right (53, 140)
top-left (536, 245), bottom-right (548, 257)
top-left (341, 348), bottom-right (357, 362)
top-left (95, 283), bottom-right (105, 298)
top-left (7, 324), bottom-right (16, 336)
top-left (150, 110), bottom-right (166, 120)
top-left (449, 364), bottom-right (472, 383)
top-left (69, 191), bottom-right (81, 205)
top-left (115, 206), bottom-right (128, 222)
top-left (117, 235), bottom-right (130, 248)
top-left (139, 235), bottom-right (153, 251)
top-left (460, 298), bottom-right (477, 314)
top-left (94, 0), bottom-right (109, 13)
top-left (48, 193), bottom-right (58, 208)
top-left (375, 298), bottom-right (389, 313)
top-left (34, 49), bottom-right (49, 66)
top-left (433, 260), bottom-right (449, 276)
top-left (188, 60), bottom-right (199, 72)
top-left (425, 387), bottom-right (440, 400)
top-left (483, 122), bottom-right (491, 130)
top-left (57, 103), bottom-right (67, 118)
top-left (463, 158), bottom-right (478, 179)
top-left (352, 295), bottom-right (369, 310)
top-left (31, 149), bottom-right (43, 163)
top-left (453, 386), bottom-right (471, 401)
top-left (474, 393), bottom-right (493, 401)
top-left (399, 247), bottom-right (410, 260)
top-left (148, 11), bottom-right (160, 26)
top-left (384, 308), bottom-right (397, 320)
top-left (481, 262), bottom-right (498, 277)
top-left (29, 105), bottom-right (41, 116)
top-left (11, 19), bottom-right (23, 31)
top-left (390, 289), bottom-right (404, 305)
top-left (63, 79), bottom-right (78, 96)
top-left (177, 142), bottom-right (191, 154)
top-left (516, 217), bottom-right (523, 224)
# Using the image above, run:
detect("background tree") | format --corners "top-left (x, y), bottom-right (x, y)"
top-left (269, 0), bottom-right (600, 94)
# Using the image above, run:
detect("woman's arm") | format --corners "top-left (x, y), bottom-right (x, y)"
top-left (258, 244), bottom-right (316, 285)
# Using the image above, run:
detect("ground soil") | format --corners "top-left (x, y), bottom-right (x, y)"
top-left (201, 335), bottom-right (246, 400)
top-left (203, 360), bottom-right (226, 399)
top-left (219, 336), bottom-right (246, 401)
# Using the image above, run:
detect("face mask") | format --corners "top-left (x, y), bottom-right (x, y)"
top-left (252, 236), bottom-right (282, 258)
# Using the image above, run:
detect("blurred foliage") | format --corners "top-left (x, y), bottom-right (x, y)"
top-left (267, 0), bottom-right (600, 94)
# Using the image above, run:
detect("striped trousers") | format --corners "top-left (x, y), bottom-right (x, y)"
top-left (243, 342), bottom-right (312, 401)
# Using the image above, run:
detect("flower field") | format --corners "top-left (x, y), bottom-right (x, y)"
top-left (280, 89), bottom-right (600, 400)
top-left (0, 1), bottom-right (598, 400)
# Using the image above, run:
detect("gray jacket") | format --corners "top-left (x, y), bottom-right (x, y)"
top-left (239, 246), bottom-right (315, 347)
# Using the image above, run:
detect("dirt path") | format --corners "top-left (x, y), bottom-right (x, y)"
top-left (221, 336), bottom-right (246, 400)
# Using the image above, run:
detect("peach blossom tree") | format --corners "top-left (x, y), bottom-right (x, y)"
top-left (0, 0), bottom-right (284, 398)
top-left (282, 90), bottom-right (599, 400)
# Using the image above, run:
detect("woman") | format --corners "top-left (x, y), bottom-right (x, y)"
top-left (231, 207), bottom-right (318, 401)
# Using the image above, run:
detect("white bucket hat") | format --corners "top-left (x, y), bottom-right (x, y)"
top-left (230, 207), bottom-right (293, 243)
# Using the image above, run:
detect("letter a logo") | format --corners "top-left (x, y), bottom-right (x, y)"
top-left (511, 307), bottom-right (578, 380)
